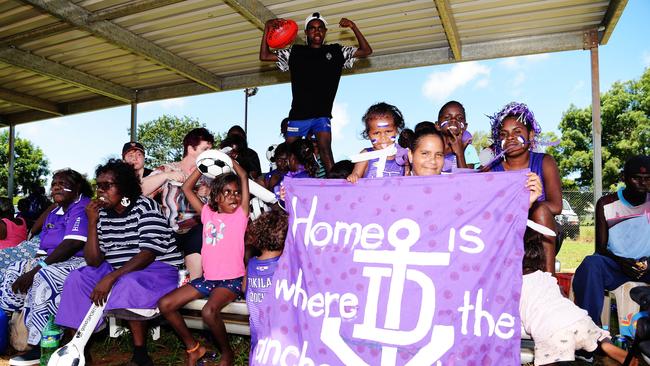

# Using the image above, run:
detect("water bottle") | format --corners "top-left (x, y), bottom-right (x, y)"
top-left (0, 310), bottom-right (8, 354)
top-left (39, 315), bottom-right (62, 366)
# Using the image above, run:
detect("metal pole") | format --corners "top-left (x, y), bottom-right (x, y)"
top-left (8, 123), bottom-right (15, 199)
top-left (244, 91), bottom-right (249, 135)
top-left (588, 31), bottom-right (603, 203)
top-left (130, 100), bottom-right (137, 142)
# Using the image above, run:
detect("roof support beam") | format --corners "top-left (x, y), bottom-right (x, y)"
top-left (0, 23), bottom-right (71, 48)
top-left (461, 30), bottom-right (585, 61)
top-left (0, 0), bottom-right (185, 48)
top-left (223, 0), bottom-right (305, 44)
top-left (0, 87), bottom-right (62, 116)
top-left (21, 0), bottom-right (223, 91)
top-left (1, 96), bottom-right (124, 125)
top-left (89, 0), bottom-right (186, 22)
top-left (433, 0), bottom-right (461, 61)
top-left (130, 31), bottom-right (590, 101)
top-left (0, 47), bottom-right (134, 102)
top-left (599, 0), bottom-right (627, 45)
top-left (0, 30), bottom-right (596, 126)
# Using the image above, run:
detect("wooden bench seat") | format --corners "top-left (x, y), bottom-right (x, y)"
top-left (108, 299), bottom-right (250, 340)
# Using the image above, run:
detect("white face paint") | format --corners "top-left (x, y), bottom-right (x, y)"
top-left (63, 188), bottom-right (72, 192)
top-left (99, 197), bottom-right (106, 202)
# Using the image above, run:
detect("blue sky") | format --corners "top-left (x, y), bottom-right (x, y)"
top-left (8, 0), bottom-right (650, 181)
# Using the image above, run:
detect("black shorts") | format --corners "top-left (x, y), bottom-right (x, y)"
top-left (174, 224), bottom-right (203, 256)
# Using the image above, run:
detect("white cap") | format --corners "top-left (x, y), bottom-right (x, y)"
top-left (304, 12), bottom-right (328, 29)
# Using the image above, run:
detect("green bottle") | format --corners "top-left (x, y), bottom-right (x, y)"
top-left (39, 315), bottom-right (62, 366)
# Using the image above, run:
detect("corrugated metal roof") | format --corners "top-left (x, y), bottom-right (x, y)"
top-left (0, 0), bottom-right (627, 126)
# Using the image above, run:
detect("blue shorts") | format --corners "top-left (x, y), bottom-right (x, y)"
top-left (189, 276), bottom-right (243, 298)
top-left (286, 117), bottom-right (331, 137)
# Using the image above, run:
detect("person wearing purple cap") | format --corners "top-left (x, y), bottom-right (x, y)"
top-left (260, 12), bottom-right (372, 174)
top-left (122, 141), bottom-right (153, 181)
top-left (573, 155), bottom-right (650, 328)
top-left (486, 102), bottom-right (562, 273)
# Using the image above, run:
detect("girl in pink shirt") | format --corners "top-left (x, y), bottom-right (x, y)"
top-left (159, 159), bottom-right (249, 366)
top-left (0, 197), bottom-right (27, 249)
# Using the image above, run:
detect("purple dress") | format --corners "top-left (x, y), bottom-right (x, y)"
top-left (491, 151), bottom-right (546, 202)
top-left (246, 256), bottom-right (280, 357)
top-left (362, 148), bottom-right (404, 178)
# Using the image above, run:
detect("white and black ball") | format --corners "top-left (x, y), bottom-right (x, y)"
top-left (196, 150), bottom-right (233, 179)
top-left (249, 197), bottom-right (271, 221)
top-left (266, 144), bottom-right (278, 163)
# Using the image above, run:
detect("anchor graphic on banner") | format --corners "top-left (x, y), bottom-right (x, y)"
top-left (320, 218), bottom-right (455, 365)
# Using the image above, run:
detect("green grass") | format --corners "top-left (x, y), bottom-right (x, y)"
top-left (89, 325), bottom-right (250, 366)
top-left (558, 225), bottom-right (596, 272)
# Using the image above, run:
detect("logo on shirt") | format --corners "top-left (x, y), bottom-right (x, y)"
top-left (205, 219), bottom-right (226, 246)
top-left (326, 52), bottom-right (332, 60)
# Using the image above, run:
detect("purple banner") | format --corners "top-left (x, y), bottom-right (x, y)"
top-left (252, 171), bottom-right (530, 366)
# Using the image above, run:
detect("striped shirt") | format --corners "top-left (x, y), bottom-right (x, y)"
top-left (97, 196), bottom-right (183, 268)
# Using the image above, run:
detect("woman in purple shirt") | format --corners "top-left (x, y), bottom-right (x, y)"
top-left (0, 169), bottom-right (92, 365)
top-left (487, 102), bottom-right (563, 273)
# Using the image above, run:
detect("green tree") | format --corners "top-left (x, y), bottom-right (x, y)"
top-left (132, 115), bottom-right (221, 168)
top-left (0, 130), bottom-right (50, 196)
top-left (547, 68), bottom-right (650, 190)
top-left (470, 130), bottom-right (492, 151)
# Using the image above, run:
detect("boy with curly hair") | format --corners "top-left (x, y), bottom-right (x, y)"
top-left (245, 210), bottom-right (288, 356)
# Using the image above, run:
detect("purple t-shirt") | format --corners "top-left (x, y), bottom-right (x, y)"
top-left (246, 255), bottom-right (280, 353)
top-left (39, 196), bottom-right (90, 256)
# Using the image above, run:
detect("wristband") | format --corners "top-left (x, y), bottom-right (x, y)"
top-left (37, 260), bottom-right (48, 269)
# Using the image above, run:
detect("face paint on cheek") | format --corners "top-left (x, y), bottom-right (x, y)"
top-left (517, 136), bottom-right (526, 145)
top-left (501, 139), bottom-right (506, 149)
top-left (390, 136), bottom-right (396, 142)
top-left (63, 188), bottom-right (72, 192)
top-left (440, 121), bottom-right (449, 128)
top-left (371, 138), bottom-right (378, 144)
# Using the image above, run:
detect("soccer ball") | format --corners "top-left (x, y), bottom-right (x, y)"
top-left (266, 144), bottom-right (278, 163)
top-left (249, 197), bottom-right (271, 221)
top-left (196, 150), bottom-right (233, 179)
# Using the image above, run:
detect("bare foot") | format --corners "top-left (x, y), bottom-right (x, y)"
top-left (186, 344), bottom-right (206, 366)
top-left (217, 350), bottom-right (234, 366)
top-left (600, 342), bottom-right (637, 365)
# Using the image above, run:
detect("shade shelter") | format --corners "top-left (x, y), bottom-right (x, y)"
top-left (0, 0), bottom-right (628, 199)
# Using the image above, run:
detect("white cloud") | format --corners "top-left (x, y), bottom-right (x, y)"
top-left (513, 72), bottom-right (526, 88)
top-left (421, 61), bottom-right (490, 102)
top-left (643, 51), bottom-right (650, 68)
top-left (498, 53), bottom-right (551, 96)
top-left (330, 102), bottom-right (350, 141)
top-left (571, 80), bottom-right (585, 95)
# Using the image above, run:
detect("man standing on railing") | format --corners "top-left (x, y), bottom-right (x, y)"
top-left (260, 12), bottom-right (372, 173)
top-left (573, 155), bottom-right (650, 332)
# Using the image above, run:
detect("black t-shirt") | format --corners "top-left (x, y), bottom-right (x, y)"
top-left (277, 44), bottom-right (356, 120)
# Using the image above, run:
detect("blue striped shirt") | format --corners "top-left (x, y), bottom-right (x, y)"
top-left (97, 196), bottom-right (183, 268)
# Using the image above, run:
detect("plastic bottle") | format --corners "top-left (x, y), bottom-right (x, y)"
top-left (39, 315), bottom-right (62, 366)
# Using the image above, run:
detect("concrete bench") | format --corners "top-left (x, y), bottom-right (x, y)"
top-left (108, 299), bottom-right (250, 340)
